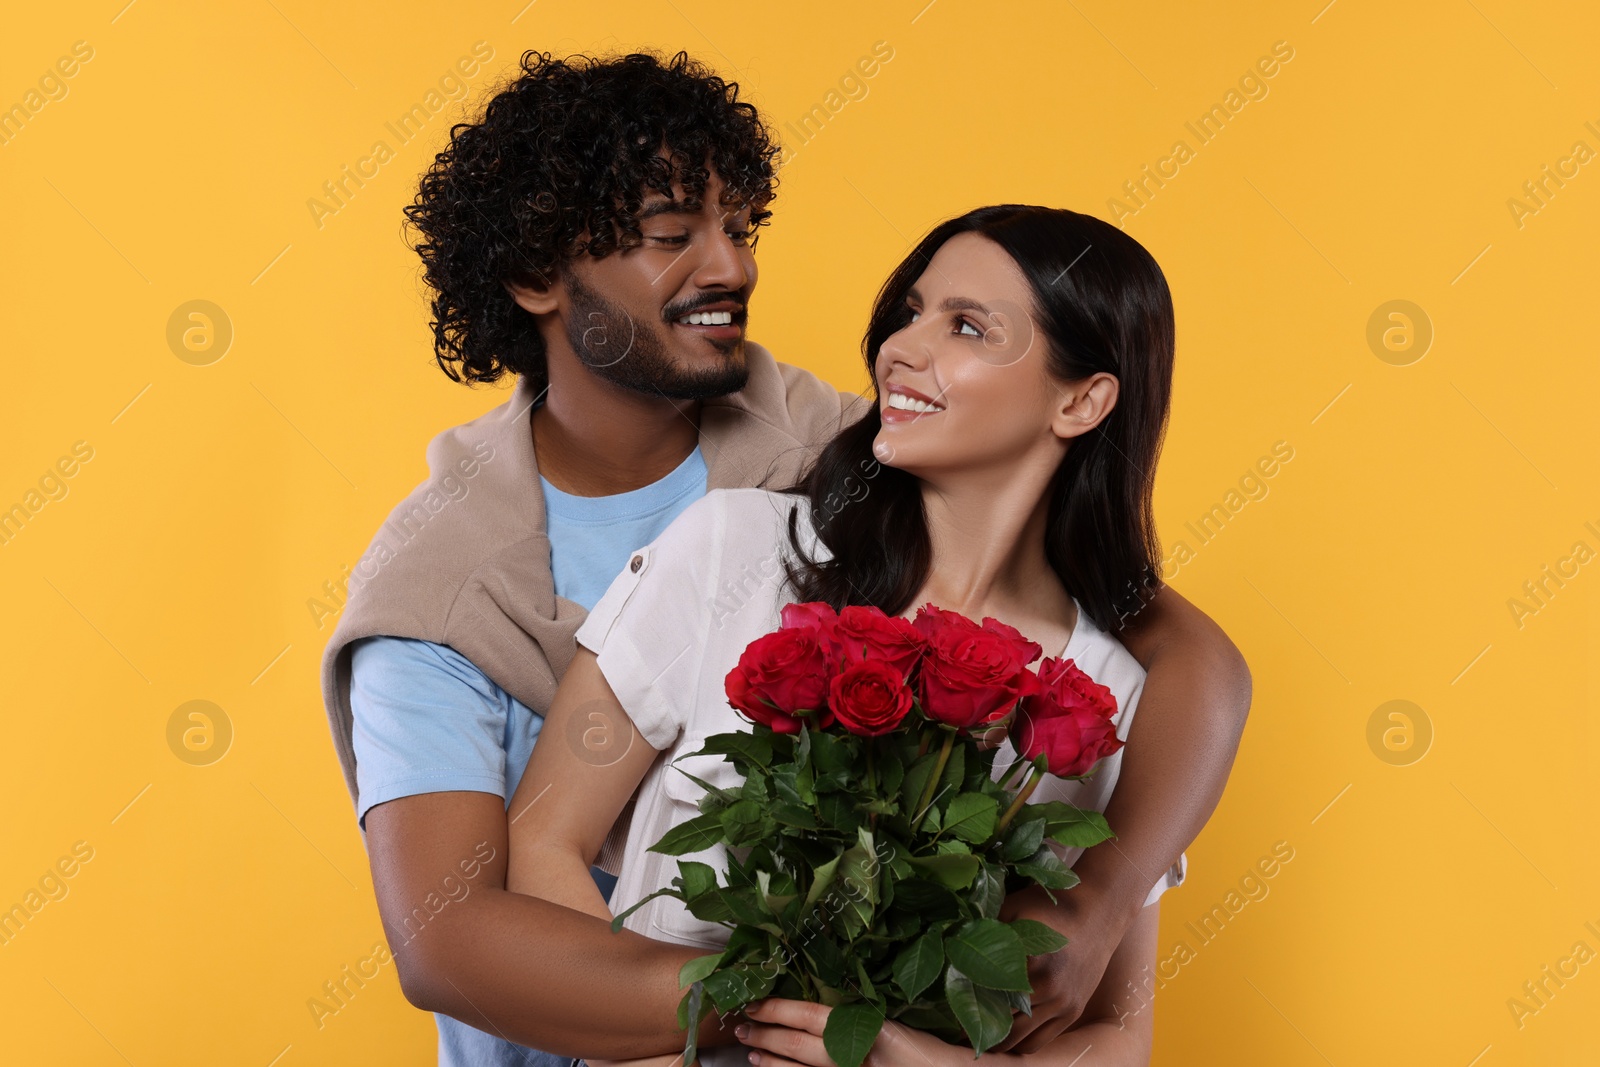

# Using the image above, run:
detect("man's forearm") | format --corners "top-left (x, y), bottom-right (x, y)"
top-left (398, 886), bottom-right (738, 1057)
top-left (1076, 597), bottom-right (1252, 925)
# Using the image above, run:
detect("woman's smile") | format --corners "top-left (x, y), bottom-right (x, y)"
top-left (881, 382), bottom-right (946, 421)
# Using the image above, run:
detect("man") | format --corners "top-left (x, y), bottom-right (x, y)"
top-left (320, 50), bottom-right (1251, 1064)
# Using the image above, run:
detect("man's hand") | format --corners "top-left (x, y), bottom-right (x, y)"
top-left (993, 885), bottom-right (1123, 1053)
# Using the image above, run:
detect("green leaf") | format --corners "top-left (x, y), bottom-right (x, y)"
top-left (819, 793), bottom-right (862, 834)
top-left (804, 854), bottom-right (843, 911)
top-left (900, 753), bottom-right (938, 819)
top-left (676, 861), bottom-right (719, 901)
top-left (668, 765), bottom-right (741, 807)
top-left (942, 793), bottom-right (999, 844)
top-left (823, 1002), bottom-right (886, 1067)
top-left (969, 862), bottom-right (1005, 921)
top-left (720, 799), bottom-right (768, 846)
top-left (892, 932), bottom-right (943, 1001)
top-left (944, 918), bottom-right (1031, 992)
top-left (1014, 844), bottom-right (1081, 893)
top-left (690, 730), bottom-right (773, 769)
top-left (1009, 917), bottom-right (1070, 956)
top-left (1032, 802), bottom-right (1115, 848)
top-left (999, 814), bottom-right (1047, 861)
top-left (756, 870), bottom-right (798, 916)
top-left (678, 951), bottom-right (726, 989)
top-left (650, 811), bottom-right (727, 855)
top-left (944, 964), bottom-right (1014, 1055)
top-left (771, 801), bottom-right (819, 829)
top-left (703, 963), bottom-right (776, 1011)
top-left (906, 852), bottom-right (980, 890)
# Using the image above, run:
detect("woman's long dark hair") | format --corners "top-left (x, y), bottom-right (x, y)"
top-left (777, 204), bottom-right (1175, 634)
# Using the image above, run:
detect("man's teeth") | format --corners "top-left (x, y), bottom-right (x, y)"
top-left (886, 393), bottom-right (943, 413)
top-left (677, 310), bottom-right (734, 326)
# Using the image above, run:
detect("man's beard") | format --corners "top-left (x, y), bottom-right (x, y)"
top-left (564, 272), bottom-right (749, 401)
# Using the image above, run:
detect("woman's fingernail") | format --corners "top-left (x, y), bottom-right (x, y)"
top-left (748, 1053), bottom-right (761, 1066)
top-left (734, 1023), bottom-right (749, 1039)
top-left (747, 999), bottom-right (765, 1013)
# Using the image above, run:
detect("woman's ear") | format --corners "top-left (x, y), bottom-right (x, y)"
top-left (1050, 372), bottom-right (1119, 441)
top-left (502, 269), bottom-right (560, 316)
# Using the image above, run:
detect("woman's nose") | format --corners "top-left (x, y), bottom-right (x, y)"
top-left (878, 322), bottom-right (929, 371)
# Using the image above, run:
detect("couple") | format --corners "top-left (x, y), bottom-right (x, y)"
top-left (320, 50), bottom-right (1251, 1067)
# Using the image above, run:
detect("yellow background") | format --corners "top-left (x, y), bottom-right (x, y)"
top-left (3, 0), bottom-right (1596, 1062)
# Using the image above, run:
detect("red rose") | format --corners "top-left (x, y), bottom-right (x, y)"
top-left (1012, 656), bottom-right (1123, 777)
top-left (832, 605), bottom-right (926, 676)
top-left (781, 601), bottom-right (838, 636)
top-left (912, 604), bottom-right (1043, 731)
top-left (725, 628), bottom-right (835, 735)
top-left (829, 660), bottom-right (914, 737)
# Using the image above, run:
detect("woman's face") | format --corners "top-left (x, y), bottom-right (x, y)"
top-left (872, 231), bottom-right (1098, 479)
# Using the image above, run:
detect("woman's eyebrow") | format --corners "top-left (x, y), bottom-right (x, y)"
top-left (907, 285), bottom-right (993, 316)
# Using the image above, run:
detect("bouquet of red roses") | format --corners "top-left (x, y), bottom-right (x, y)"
top-left (610, 601), bottom-right (1125, 1067)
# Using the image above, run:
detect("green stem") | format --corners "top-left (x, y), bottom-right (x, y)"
top-left (911, 729), bottom-right (955, 833)
top-left (995, 766), bottom-right (1045, 837)
top-left (997, 755), bottom-right (1027, 790)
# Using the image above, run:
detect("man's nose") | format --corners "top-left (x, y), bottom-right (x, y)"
top-left (690, 227), bottom-right (751, 292)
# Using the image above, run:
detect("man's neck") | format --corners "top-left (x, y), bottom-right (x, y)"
top-left (532, 370), bottom-right (703, 497)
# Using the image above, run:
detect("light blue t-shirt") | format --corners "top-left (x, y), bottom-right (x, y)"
top-left (348, 441), bottom-right (708, 1067)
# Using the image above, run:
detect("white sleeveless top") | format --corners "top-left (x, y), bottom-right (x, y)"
top-left (572, 488), bottom-right (1185, 1061)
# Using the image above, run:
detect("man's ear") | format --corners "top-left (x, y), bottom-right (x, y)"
top-left (502, 268), bottom-right (560, 316)
top-left (1050, 371), bottom-right (1119, 441)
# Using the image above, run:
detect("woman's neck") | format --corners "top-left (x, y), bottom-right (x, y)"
top-left (911, 472), bottom-right (1077, 643)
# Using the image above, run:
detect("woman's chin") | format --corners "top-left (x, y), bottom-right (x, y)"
top-left (871, 436), bottom-right (913, 470)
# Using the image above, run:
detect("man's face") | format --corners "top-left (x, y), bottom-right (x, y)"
top-left (561, 168), bottom-right (759, 401)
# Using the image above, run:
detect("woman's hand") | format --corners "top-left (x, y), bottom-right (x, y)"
top-left (733, 999), bottom-right (961, 1067)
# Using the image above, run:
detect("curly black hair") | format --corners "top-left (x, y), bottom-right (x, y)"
top-left (403, 50), bottom-right (781, 388)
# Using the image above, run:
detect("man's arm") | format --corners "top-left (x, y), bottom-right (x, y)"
top-left (366, 792), bottom-right (729, 1056)
top-left (998, 582), bottom-right (1251, 1052)
top-left (349, 637), bottom-right (734, 1057)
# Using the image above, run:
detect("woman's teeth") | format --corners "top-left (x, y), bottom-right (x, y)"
top-left (677, 310), bottom-right (734, 326)
top-left (886, 393), bottom-right (944, 413)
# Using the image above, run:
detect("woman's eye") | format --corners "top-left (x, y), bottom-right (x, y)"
top-left (957, 318), bottom-right (982, 337)
top-left (725, 229), bottom-right (751, 245)
top-left (650, 233), bottom-right (691, 246)
top-left (908, 310), bottom-right (921, 323)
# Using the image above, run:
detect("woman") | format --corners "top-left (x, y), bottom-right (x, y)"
top-left (507, 204), bottom-right (1202, 1066)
